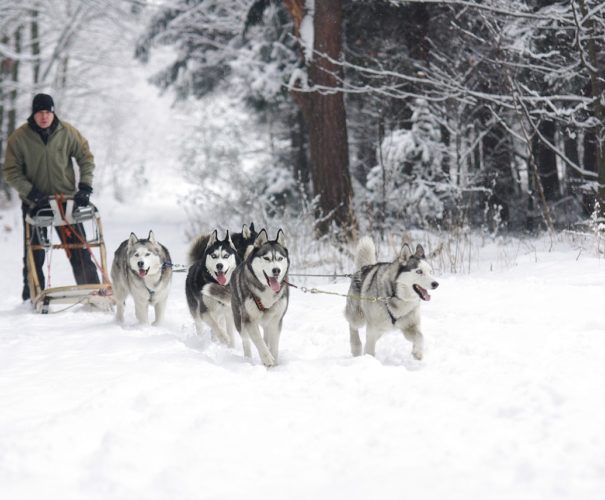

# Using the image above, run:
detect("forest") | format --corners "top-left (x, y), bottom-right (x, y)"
top-left (1, 0), bottom-right (604, 240)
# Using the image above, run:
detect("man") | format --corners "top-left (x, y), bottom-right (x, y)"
top-left (2, 93), bottom-right (100, 301)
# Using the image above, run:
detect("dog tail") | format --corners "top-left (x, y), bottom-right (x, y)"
top-left (188, 233), bottom-right (210, 264)
top-left (355, 236), bottom-right (376, 270)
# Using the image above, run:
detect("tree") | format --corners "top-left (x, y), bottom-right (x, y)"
top-left (284, 0), bottom-right (357, 238)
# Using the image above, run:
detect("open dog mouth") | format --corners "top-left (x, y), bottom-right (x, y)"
top-left (413, 284), bottom-right (431, 301)
top-left (263, 271), bottom-right (281, 293)
top-left (214, 270), bottom-right (228, 286)
top-left (137, 268), bottom-right (149, 278)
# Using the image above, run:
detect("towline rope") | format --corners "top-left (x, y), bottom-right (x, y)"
top-left (283, 279), bottom-right (389, 303)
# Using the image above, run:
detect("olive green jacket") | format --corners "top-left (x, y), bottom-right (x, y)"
top-left (2, 118), bottom-right (95, 203)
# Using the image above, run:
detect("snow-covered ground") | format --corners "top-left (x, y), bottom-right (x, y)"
top-left (1, 186), bottom-right (604, 500)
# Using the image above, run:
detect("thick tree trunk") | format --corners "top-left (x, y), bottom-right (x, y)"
top-left (285, 0), bottom-right (357, 239)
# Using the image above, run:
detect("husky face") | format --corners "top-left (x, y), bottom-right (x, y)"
top-left (250, 229), bottom-right (289, 293)
top-left (397, 244), bottom-right (439, 301)
top-left (204, 230), bottom-right (238, 286)
top-left (127, 231), bottom-right (164, 278)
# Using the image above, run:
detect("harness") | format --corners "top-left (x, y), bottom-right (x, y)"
top-left (253, 295), bottom-right (267, 312)
top-left (131, 262), bottom-right (172, 303)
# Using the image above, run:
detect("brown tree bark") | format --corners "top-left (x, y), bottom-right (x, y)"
top-left (284, 0), bottom-right (357, 239)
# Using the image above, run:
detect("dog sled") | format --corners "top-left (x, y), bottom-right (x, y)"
top-left (24, 195), bottom-right (114, 313)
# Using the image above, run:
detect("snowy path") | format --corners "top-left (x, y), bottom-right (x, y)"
top-left (1, 202), bottom-right (605, 500)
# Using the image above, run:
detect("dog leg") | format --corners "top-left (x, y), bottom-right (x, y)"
top-left (152, 300), bottom-right (166, 326)
top-left (246, 323), bottom-right (275, 367)
top-left (225, 313), bottom-right (236, 348)
top-left (364, 328), bottom-right (381, 356)
top-left (115, 300), bottom-right (125, 323)
top-left (240, 328), bottom-right (252, 358)
top-left (403, 326), bottom-right (423, 360)
top-left (264, 324), bottom-right (282, 364)
top-left (205, 313), bottom-right (232, 346)
top-left (349, 326), bottom-right (362, 357)
top-left (134, 300), bottom-right (149, 324)
top-left (194, 317), bottom-right (206, 336)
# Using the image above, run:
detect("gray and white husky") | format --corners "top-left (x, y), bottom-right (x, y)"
top-left (230, 229), bottom-right (290, 367)
top-left (111, 231), bottom-right (173, 325)
top-left (344, 237), bottom-right (439, 360)
top-left (185, 230), bottom-right (239, 346)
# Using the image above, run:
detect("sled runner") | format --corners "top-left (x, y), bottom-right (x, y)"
top-left (24, 196), bottom-right (114, 313)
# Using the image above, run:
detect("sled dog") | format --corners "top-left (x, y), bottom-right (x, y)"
top-left (231, 222), bottom-right (258, 260)
top-left (111, 231), bottom-right (173, 325)
top-left (344, 237), bottom-right (439, 360)
top-left (230, 229), bottom-right (290, 366)
top-left (186, 230), bottom-right (239, 346)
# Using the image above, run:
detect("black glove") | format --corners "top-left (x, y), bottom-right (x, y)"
top-left (27, 186), bottom-right (46, 205)
top-left (74, 183), bottom-right (93, 207)
top-left (26, 186), bottom-right (49, 215)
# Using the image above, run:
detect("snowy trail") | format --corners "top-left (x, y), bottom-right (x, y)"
top-left (1, 200), bottom-right (605, 500)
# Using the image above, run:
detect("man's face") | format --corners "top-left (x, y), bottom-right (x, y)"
top-left (33, 110), bottom-right (54, 129)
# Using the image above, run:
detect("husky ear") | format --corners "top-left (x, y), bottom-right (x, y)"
top-left (254, 229), bottom-right (268, 248)
top-left (225, 230), bottom-right (236, 249)
top-left (276, 229), bottom-right (286, 247)
top-left (415, 244), bottom-right (426, 259)
top-left (399, 243), bottom-right (413, 262)
top-left (249, 222), bottom-right (255, 233)
top-left (147, 230), bottom-right (156, 244)
top-left (242, 224), bottom-right (251, 239)
top-left (207, 229), bottom-right (218, 248)
top-left (128, 232), bottom-right (139, 249)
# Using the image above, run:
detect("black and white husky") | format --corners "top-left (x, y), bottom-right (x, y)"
top-left (230, 229), bottom-right (290, 367)
top-left (111, 231), bottom-right (173, 325)
top-left (344, 237), bottom-right (439, 360)
top-left (185, 230), bottom-right (239, 346)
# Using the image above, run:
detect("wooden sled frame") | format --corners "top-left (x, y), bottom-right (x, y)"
top-left (25, 196), bottom-right (114, 313)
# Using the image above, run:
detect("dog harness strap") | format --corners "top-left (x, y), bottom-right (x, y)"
top-left (130, 268), bottom-right (156, 303)
top-left (385, 300), bottom-right (398, 325)
top-left (253, 295), bottom-right (267, 312)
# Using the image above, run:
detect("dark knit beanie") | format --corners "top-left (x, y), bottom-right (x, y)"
top-left (32, 93), bottom-right (55, 114)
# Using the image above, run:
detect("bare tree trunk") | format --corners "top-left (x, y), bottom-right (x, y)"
top-left (0, 37), bottom-right (7, 200)
top-left (31, 6), bottom-right (41, 85)
top-left (285, 0), bottom-right (357, 239)
top-left (8, 27), bottom-right (22, 136)
top-left (574, 0), bottom-right (605, 216)
top-left (290, 109), bottom-right (310, 197)
top-left (533, 120), bottom-right (560, 201)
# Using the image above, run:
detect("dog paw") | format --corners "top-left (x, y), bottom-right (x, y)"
top-left (260, 352), bottom-right (276, 367)
top-left (412, 350), bottom-right (423, 361)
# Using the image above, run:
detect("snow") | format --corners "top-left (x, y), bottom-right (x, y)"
top-left (300, 0), bottom-right (315, 62)
top-left (2, 16), bottom-right (605, 497)
top-left (1, 185), bottom-right (605, 500)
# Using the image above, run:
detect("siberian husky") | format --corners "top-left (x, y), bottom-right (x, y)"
top-left (344, 237), bottom-right (439, 360)
top-left (231, 223), bottom-right (258, 260)
top-left (111, 231), bottom-right (173, 325)
top-left (185, 230), bottom-right (239, 346)
top-left (230, 229), bottom-right (290, 367)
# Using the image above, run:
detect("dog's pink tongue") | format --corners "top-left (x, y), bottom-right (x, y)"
top-left (138, 269), bottom-right (147, 277)
top-left (268, 277), bottom-right (281, 293)
top-left (216, 271), bottom-right (227, 285)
